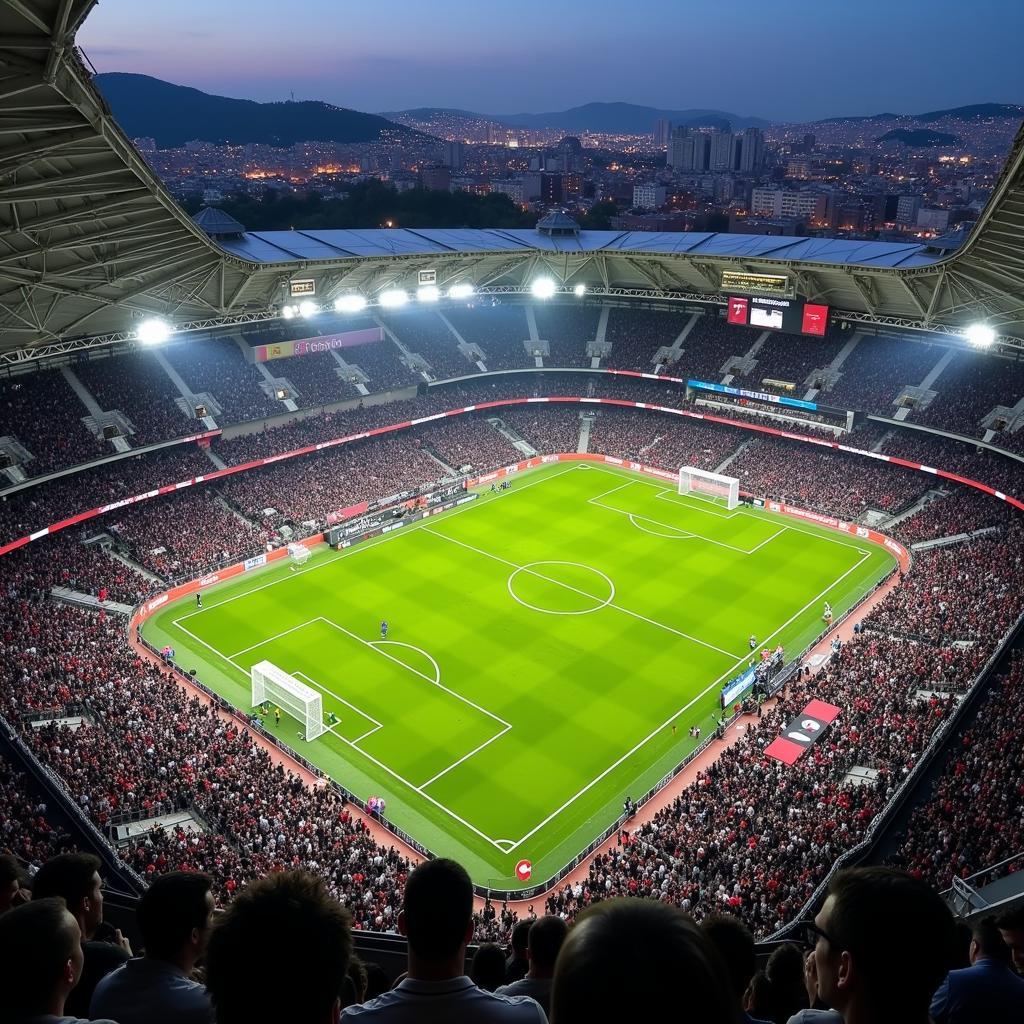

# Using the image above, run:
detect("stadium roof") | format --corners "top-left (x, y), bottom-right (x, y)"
top-left (218, 228), bottom-right (940, 268)
top-left (2, 0), bottom-right (1023, 362)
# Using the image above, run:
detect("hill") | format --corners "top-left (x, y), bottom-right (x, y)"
top-left (385, 101), bottom-right (768, 133)
top-left (816, 102), bottom-right (1023, 125)
top-left (95, 73), bottom-right (414, 148)
top-left (876, 128), bottom-right (964, 147)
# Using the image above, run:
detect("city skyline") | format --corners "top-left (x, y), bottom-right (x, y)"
top-left (79, 0), bottom-right (1024, 123)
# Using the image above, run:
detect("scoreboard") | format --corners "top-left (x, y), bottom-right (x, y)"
top-left (726, 295), bottom-right (830, 337)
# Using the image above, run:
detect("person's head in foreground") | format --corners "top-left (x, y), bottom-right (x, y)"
top-left (205, 870), bottom-right (353, 1024)
top-left (550, 898), bottom-right (741, 1023)
top-left (996, 904), bottom-right (1024, 974)
top-left (398, 857), bottom-right (474, 977)
top-left (809, 867), bottom-right (955, 1023)
top-left (0, 897), bottom-right (85, 1019)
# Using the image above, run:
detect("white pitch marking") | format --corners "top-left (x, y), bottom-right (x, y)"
top-left (371, 640), bottom-right (441, 684)
top-left (292, 669), bottom-right (383, 745)
top-left (422, 526), bottom-right (740, 660)
top-left (626, 514), bottom-right (693, 540)
top-left (505, 546), bottom-right (873, 852)
top-left (419, 722), bottom-right (512, 788)
top-left (506, 560), bottom-right (616, 616)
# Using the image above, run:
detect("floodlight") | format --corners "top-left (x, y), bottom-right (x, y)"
top-left (298, 300), bottom-right (318, 318)
top-left (281, 305), bottom-right (296, 320)
top-left (379, 288), bottom-right (409, 307)
top-left (136, 318), bottom-right (172, 345)
top-left (334, 294), bottom-right (367, 313)
top-left (573, 283), bottom-right (587, 297)
top-left (531, 277), bottom-right (557, 299)
top-left (448, 282), bottom-right (475, 299)
top-left (964, 323), bottom-right (995, 348)
top-left (417, 285), bottom-right (441, 302)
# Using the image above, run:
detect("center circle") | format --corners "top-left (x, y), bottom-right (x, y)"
top-left (506, 561), bottom-right (616, 615)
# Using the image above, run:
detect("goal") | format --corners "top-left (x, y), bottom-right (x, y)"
top-left (287, 542), bottom-right (311, 569)
top-left (250, 660), bottom-right (326, 740)
top-left (678, 466), bottom-right (739, 509)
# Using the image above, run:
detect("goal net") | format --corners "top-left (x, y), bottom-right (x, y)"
top-left (287, 542), bottom-right (311, 568)
top-left (678, 466), bottom-right (739, 509)
top-left (250, 660), bottom-right (326, 740)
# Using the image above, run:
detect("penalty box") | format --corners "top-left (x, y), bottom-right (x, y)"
top-left (232, 616), bottom-right (509, 789)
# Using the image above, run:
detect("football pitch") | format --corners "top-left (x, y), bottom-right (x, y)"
top-left (142, 463), bottom-right (895, 889)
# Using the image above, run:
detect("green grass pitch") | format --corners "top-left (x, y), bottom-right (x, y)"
top-left (143, 463), bottom-right (895, 889)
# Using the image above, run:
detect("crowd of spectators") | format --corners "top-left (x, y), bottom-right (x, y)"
top-left (270, 349), bottom-right (355, 408)
top-left (166, 337), bottom-right (280, 425)
top-left (445, 303), bottom-right (532, 371)
top-left (499, 407), bottom-right (584, 456)
top-left (604, 306), bottom-right (691, 370)
top-left (746, 331), bottom-right (844, 391)
top-left (894, 489), bottom-right (1017, 545)
top-left (341, 339), bottom-right (422, 395)
top-left (826, 335), bottom-right (944, 413)
top-left (534, 303), bottom-right (601, 368)
top-left (913, 349), bottom-right (1024, 438)
top-left (380, 310), bottom-right (474, 380)
top-left (414, 416), bottom-right (520, 473)
top-left (107, 491), bottom-right (270, 580)
top-left (729, 436), bottom-right (932, 518)
top-left (893, 651), bottom-right (1023, 893)
top-left (0, 755), bottom-right (74, 871)
top-left (0, 369), bottom-right (107, 475)
top-left (73, 352), bottom-right (192, 446)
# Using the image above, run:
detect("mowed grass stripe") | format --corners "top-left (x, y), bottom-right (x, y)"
top-left (148, 462), bottom-right (895, 884)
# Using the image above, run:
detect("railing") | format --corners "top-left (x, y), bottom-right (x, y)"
top-left (941, 850), bottom-right (1024, 915)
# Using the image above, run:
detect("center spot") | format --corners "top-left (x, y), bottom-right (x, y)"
top-left (506, 561), bottom-right (615, 615)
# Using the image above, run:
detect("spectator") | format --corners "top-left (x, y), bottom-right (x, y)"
top-left (0, 896), bottom-right (117, 1024)
top-left (0, 853), bottom-right (30, 914)
top-left (470, 942), bottom-right (508, 992)
top-left (929, 916), bottom-right (1024, 1023)
top-left (996, 905), bottom-right (1024, 974)
top-left (90, 871), bottom-right (215, 1024)
top-left (496, 915), bottom-right (567, 1016)
top-left (204, 871), bottom-right (352, 1024)
top-left (31, 853), bottom-right (131, 1018)
top-left (783, 951), bottom-right (841, 1024)
top-left (341, 858), bottom-right (544, 1022)
top-left (807, 867), bottom-right (955, 1024)
top-left (703, 914), bottom-right (774, 1024)
top-left (763, 942), bottom-right (811, 1023)
top-left (550, 898), bottom-right (740, 1024)
top-left (505, 918), bottom-right (532, 983)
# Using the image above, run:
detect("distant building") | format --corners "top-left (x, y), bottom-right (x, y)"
top-left (738, 127), bottom-right (764, 173)
top-left (490, 179), bottom-right (526, 202)
top-left (420, 166), bottom-right (452, 191)
top-left (786, 157), bottom-right (812, 179)
top-left (803, 133), bottom-right (816, 153)
top-left (750, 188), bottom-right (828, 224)
top-left (669, 129), bottom-right (711, 172)
top-left (633, 183), bottom-right (667, 209)
top-left (133, 136), bottom-right (157, 153)
top-left (896, 195), bottom-right (922, 223)
top-left (917, 207), bottom-right (950, 232)
top-left (442, 141), bottom-right (464, 169)
top-left (653, 119), bottom-right (672, 147)
top-left (709, 131), bottom-right (737, 172)
top-left (541, 173), bottom-right (564, 204)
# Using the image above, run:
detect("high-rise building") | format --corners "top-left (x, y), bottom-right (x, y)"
top-left (442, 141), bottom-right (464, 169)
top-left (709, 131), bottom-right (738, 172)
top-left (896, 195), bottom-right (921, 223)
top-left (669, 128), bottom-right (712, 172)
top-left (541, 173), bottom-right (563, 204)
top-left (653, 119), bottom-right (672, 147)
top-left (917, 207), bottom-right (950, 232)
top-left (420, 166), bottom-right (452, 191)
top-left (738, 127), bottom-right (764, 173)
top-left (803, 133), bottom-right (816, 153)
top-left (750, 188), bottom-right (828, 223)
top-left (633, 183), bottom-right (667, 209)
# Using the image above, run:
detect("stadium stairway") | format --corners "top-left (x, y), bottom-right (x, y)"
top-left (214, 493), bottom-right (261, 530)
top-left (894, 348), bottom-right (959, 422)
top-left (152, 351), bottom-right (218, 431)
top-left (577, 412), bottom-right (593, 453)
top-left (487, 417), bottom-right (537, 457)
top-left (50, 586), bottom-right (134, 616)
top-left (875, 487), bottom-right (948, 532)
top-left (714, 438), bottom-right (753, 474)
top-left (59, 365), bottom-right (132, 453)
top-left (105, 543), bottom-right (163, 586)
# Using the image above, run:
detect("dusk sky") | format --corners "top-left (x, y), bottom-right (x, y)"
top-left (79, 0), bottom-right (1024, 122)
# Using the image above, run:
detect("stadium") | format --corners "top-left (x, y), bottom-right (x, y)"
top-left (2, 1), bottom-right (1024, 1021)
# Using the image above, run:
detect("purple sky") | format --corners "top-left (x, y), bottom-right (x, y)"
top-left (78, 0), bottom-right (1024, 121)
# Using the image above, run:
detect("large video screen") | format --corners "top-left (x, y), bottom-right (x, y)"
top-left (727, 296), bottom-right (829, 337)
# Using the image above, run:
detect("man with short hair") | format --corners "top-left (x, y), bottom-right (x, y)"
top-left (930, 916), bottom-right (1024, 1022)
top-left (0, 853), bottom-right (30, 914)
top-left (0, 897), bottom-right (119, 1024)
top-left (341, 858), bottom-right (545, 1022)
top-left (996, 905), bottom-right (1024, 974)
top-left (505, 919), bottom-right (531, 984)
top-left (702, 914), bottom-right (773, 1024)
top-left (31, 852), bottom-right (131, 1018)
top-left (808, 867), bottom-right (955, 1024)
top-left (550, 898), bottom-right (739, 1023)
top-left (495, 915), bottom-right (567, 1016)
top-left (204, 871), bottom-right (352, 1024)
top-left (90, 871), bottom-right (216, 1024)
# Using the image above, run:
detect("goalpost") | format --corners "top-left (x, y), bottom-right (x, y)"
top-left (251, 660), bottom-right (326, 740)
top-left (287, 542), bottom-right (311, 570)
top-left (678, 466), bottom-right (740, 509)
